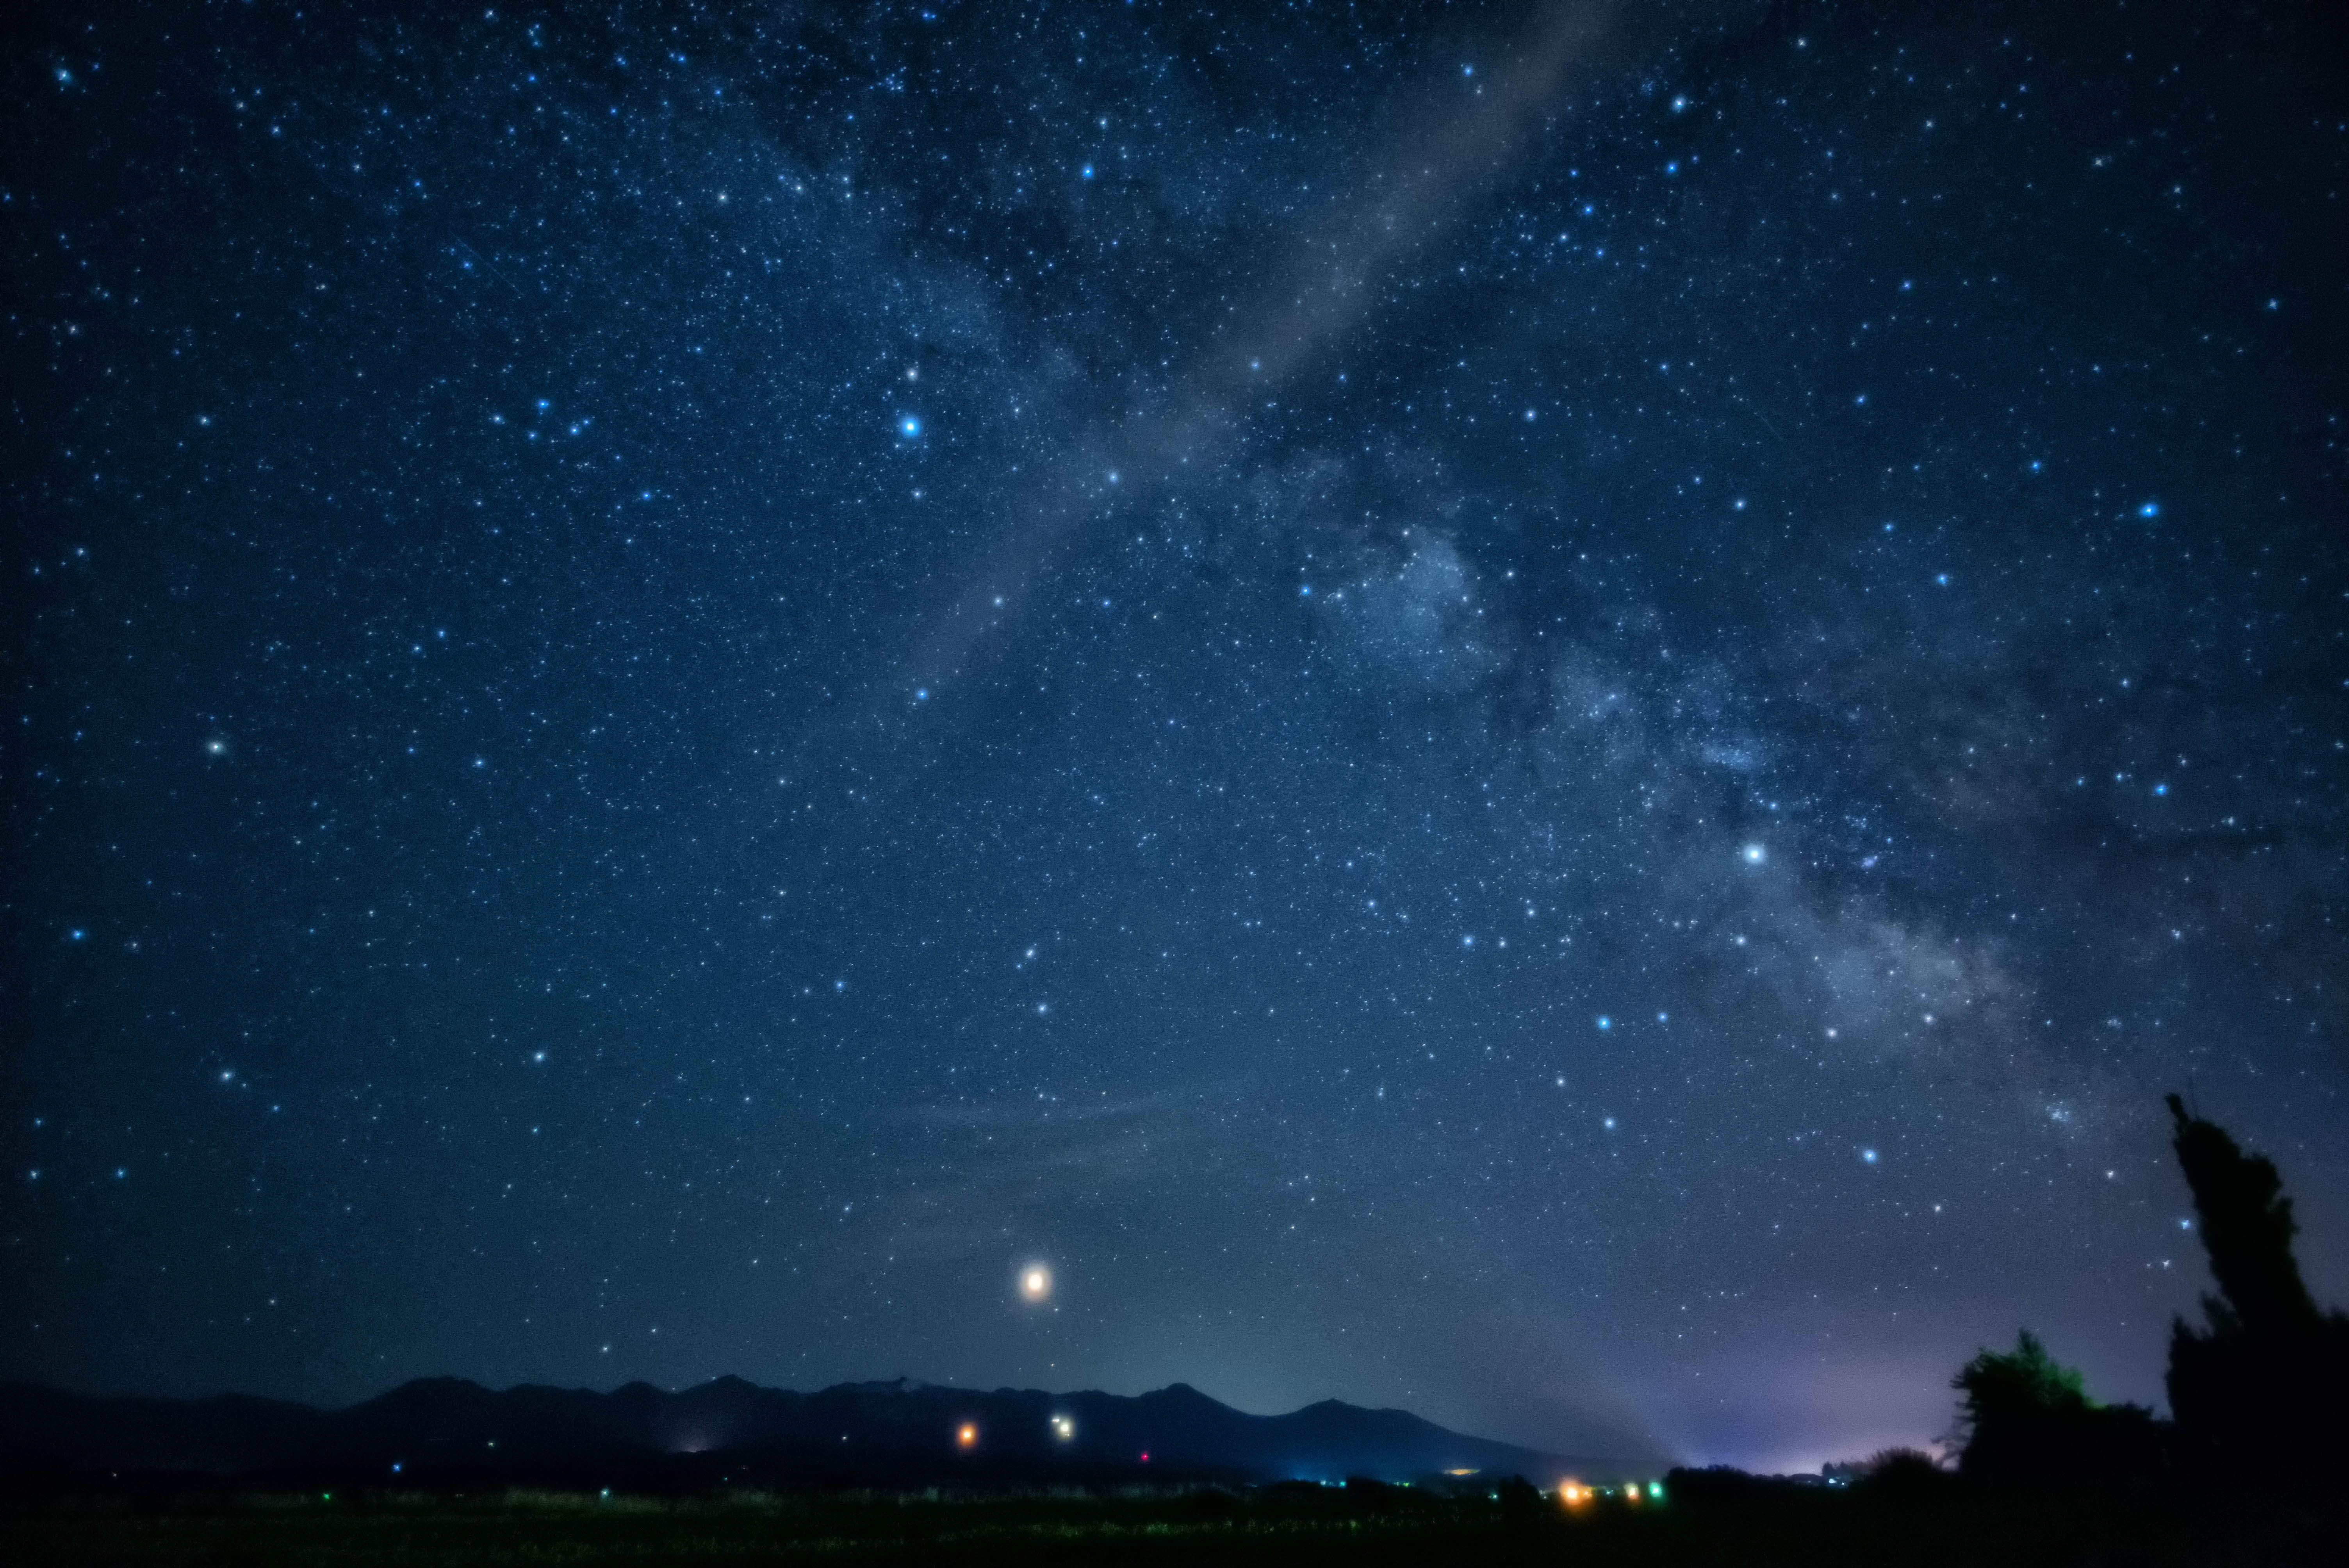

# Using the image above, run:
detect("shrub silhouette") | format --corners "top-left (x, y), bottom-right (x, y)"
top-left (1850, 1447), bottom-right (1946, 1498)
top-left (1951, 1331), bottom-right (2162, 1487)
top-left (2164, 1094), bottom-right (2349, 1484)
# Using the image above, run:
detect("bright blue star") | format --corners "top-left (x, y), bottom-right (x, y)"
top-left (898, 415), bottom-right (923, 438)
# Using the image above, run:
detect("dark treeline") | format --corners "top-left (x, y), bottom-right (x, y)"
top-left (1948, 1096), bottom-right (2349, 1493)
top-left (1647, 1096), bottom-right (2349, 1562)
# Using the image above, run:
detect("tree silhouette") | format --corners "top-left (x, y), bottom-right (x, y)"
top-left (2164, 1094), bottom-right (2349, 1483)
top-left (1952, 1331), bottom-right (2160, 1487)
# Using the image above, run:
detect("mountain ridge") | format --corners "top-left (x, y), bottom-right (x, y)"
top-left (0, 1374), bottom-right (1664, 1488)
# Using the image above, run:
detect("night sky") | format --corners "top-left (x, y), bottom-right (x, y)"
top-left (7, 0), bottom-right (2346, 1472)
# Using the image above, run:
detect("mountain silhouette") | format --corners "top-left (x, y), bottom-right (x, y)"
top-left (0, 1376), bottom-right (1658, 1489)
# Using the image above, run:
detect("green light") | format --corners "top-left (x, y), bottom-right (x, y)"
top-left (1648, 1481), bottom-right (1664, 1500)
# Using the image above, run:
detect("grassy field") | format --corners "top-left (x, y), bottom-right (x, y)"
top-left (0, 1476), bottom-right (2324, 1565)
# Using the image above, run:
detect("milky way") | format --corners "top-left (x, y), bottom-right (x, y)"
top-left (7, 1), bottom-right (2344, 1469)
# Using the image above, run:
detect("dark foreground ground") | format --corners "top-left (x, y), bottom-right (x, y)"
top-left (3, 1475), bottom-right (2338, 1568)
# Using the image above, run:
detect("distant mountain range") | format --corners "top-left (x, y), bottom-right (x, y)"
top-left (0, 1376), bottom-right (1658, 1488)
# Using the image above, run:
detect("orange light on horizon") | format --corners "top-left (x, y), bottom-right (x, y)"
top-left (1559, 1481), bottom-right (1588, 1506)
top-left (957, 1423), bottom-right (978, 1450)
